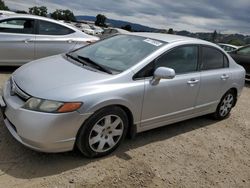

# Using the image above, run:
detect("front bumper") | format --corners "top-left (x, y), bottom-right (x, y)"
top-left (0, 80), bottom-right (92, 153)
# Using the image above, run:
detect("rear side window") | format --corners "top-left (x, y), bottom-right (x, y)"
top-left (0, 18), bottom-right (35, 34)
top-left (201, 47), bottom-right (225, 70)
top-left (156, 45), bottom-right (198, 74)
top-left (38, 20), bottom-right (74, 35)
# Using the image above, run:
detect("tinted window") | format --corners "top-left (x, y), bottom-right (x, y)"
top-left (201, 47), bottom-right (224, 70)
top-left (133, 61), bottom-right (155, 79)
top-left (237, 46), bottom-right (250, 56)
top-left (156, 46), bottom-right (198, 74)
top-left (38, 20), bottom-right (74, 35)
top-left (0, 18), bottom-right (34, 34)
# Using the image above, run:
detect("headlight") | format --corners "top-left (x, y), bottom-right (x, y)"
top-left (23, 97), bottom-right (82, 113)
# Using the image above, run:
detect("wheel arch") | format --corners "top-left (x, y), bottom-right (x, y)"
top-left (79, 100), bottom-right (138, 139)
top-left (228, 87), bottom-right (238, 107)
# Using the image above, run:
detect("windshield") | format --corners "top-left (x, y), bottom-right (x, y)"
top-left (73, 35), bottom-right (166, 73)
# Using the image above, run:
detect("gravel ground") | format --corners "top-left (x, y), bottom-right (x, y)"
top-left (0, 68), bottom-right (249, 188)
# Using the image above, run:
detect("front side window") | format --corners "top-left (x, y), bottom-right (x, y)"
top-left (38, 20), bottom-right (74, 35)
top-left (201, 47), bottom-right (225, 70)
top-left (73, 35), bottom-right (166, 72)
top-left (155, 46), bottom-right (198, 74)
top-left (0, 18), bottom-right (34, 34)
top-left (237, 46), bottom-right (250, 56)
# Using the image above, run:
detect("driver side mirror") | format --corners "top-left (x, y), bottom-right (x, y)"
top-left (150, 67), bottom-right (175, 85)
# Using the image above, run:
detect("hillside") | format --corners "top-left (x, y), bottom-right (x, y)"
top-left (76, 15), bottom-right (158, 32)
top-left (76, 15), bottom-right (250, 45)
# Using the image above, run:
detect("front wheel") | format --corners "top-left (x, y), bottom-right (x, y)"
top-left (213, 90), bottom-right (236, 120)
top-left (76, 106), bottom-right (128, 158)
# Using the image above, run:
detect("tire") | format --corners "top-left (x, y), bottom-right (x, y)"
top-left (76, 106), bottom-right (128, 158)
top-left (213, 90), bottom-right (236, 120)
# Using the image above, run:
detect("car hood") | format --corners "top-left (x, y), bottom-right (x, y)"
top-left (13, 55), bottom-right (112, 99)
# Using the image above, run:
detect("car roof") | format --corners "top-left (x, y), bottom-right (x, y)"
top-left (0, 14), bottom-right (79, 31)
top-left (129, 32), bottom-right (210, 44)
top-left (0, 10), bottom-right (16, 15)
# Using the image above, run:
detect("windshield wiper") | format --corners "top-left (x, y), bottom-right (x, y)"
top-left (66, 53), bottom-right (87, 66)
top-left (77, 55), bottom-right (113, 74)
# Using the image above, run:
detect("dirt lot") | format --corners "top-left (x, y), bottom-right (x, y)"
top-left (0, 68), bottom-right (249, 188)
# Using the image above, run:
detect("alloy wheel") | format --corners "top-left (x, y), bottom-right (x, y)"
top-left (219, 93), bottom-right (234, 117)
top-left (88, 115), bottom-right (124, 153)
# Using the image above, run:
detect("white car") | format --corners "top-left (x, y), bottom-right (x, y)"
top-left (0, 14), bottom-right (99, 66)
top-left (0, 10), bottom-right (16, 16)
top-left (218, 43), bottom-right (239, 52)
top-left (0, 33), bottom-right (245, 158)
top-left (76, 23), bottom-right (95, 35)
top-left (91, 25), bottom-right (104, 35)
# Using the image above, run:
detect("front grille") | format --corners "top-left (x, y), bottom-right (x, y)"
top-left (10, 77), bottom-right (30, 101)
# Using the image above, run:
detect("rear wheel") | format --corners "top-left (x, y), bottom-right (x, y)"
top-left (213, 90), bottom-right (236, 120)
top-left (76, 106), bottom-right (128, 158)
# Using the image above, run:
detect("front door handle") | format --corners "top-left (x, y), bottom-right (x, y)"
top-left (23, 39), bottom-right (32, 43)
top-left (221, 74), bottom-right (229, 80)
top-left (187, 79), bottom-right (199, 86)
top-left (67, 39), bottom-right (73, 43)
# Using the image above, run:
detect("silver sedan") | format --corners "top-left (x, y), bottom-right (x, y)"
top-left (0, 33), bottom-right (245, 158)
top-left (0, 14), bottom-right (99, 66)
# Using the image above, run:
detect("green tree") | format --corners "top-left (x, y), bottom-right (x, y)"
top-left (51, 9), bottom-right (76, 21)
top-left (228, 39), bottom-right (245, 46)
top-left (63, 9), bottom-right (76, 22)
top-left (29, 6), bottom-right (47, 17)
top-left (95, 14), bottom-right (107, 27)
top-left (51, 9), bottom-right (76, 22)
top-left (168, 28), bottom-right (174, 34)
top-left (212, 30), bottom-right (217, 42)
top-left (0, 0), bottom-right (9, 10)
top-left (121, 24), bottom-right (132, 31)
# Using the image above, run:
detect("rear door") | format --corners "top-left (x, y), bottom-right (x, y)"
top-left (196, 46), bottom-right (232, 112)
top-left (0, 18), bottom-right (35, 65)
top-left (34, 19), bottom-right (77, 59)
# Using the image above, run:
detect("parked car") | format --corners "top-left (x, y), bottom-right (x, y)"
top-left (0, 33), bottom-right (245, 158)
top-left (76, 23), bottom-right (96, 35)
top-left (229, 45), bottom-right (250, 81)
top-left (0, 10), bottom-right (16, 16)
top-left (0, 14), bottom-right (99, 66)
top-left (218, 43), bottom-right (239, 52)
top-left (91, 25), bottom-right (104, 35)
top-left (101, 27), bottom-right (130, 39)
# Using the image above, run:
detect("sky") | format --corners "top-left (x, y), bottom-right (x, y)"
top-left (5, 0), bottom-right (250, 35)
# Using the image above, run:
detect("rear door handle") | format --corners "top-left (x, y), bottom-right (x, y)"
top-left (221, 74), bottom-right (229, 80)
top-left (187, 79), bottom-right (199, 85)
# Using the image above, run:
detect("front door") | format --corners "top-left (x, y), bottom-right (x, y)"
top-left (140, 45), bottom-right (200, 128)
top-left (0, 18), bottom-right (35, 65)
